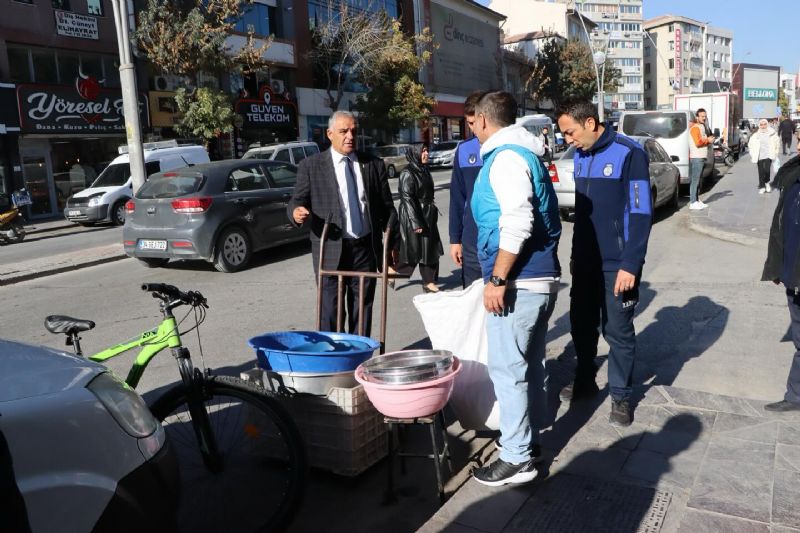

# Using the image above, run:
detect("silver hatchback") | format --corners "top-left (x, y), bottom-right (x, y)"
top-left (123, 159), bottom-right (308, 272)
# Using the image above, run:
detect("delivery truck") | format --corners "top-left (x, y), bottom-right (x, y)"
top-left (673, 92), bottom-right (744, 158)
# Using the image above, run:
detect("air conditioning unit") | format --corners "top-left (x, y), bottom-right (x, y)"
top-left (154, 75), bottom-right (181, 91)
top-left (270, 79), bottom-right (285, 95)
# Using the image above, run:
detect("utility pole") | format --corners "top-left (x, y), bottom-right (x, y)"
top-left (111, 0), bottom-right (146, 193)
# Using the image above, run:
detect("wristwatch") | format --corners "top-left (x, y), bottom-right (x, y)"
top-left (489, 275), bottom-right (507, 287)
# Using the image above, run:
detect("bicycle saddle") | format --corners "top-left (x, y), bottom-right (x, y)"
top-left (44, 315), bottom-right (96, 335)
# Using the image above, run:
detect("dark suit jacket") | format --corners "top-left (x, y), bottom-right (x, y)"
top-left (287, 149), bottom-right (397, 272)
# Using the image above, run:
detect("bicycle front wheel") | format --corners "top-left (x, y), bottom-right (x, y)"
top-left (150, 375), bottom-right (306, 533)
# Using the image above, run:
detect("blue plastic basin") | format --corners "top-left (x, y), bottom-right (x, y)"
top-left (248, 331), bottom-right (381, 373)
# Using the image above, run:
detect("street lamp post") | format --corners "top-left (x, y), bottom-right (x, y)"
top-left (110, 0), bottom-right (146, 193)
top-left (593, 51), bottom-right (607, 122)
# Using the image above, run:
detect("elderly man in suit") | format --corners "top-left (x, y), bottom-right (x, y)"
top-left (288, 111), bottom-right (396, 336)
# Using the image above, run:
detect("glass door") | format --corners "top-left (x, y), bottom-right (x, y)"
top-left (21, 150), bottom-right (57, 218)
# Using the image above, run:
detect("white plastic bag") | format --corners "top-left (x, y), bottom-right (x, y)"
top-left (413, 280), bottom-right (500, 431)
top-left (773, 157), bottom-right (782, 175)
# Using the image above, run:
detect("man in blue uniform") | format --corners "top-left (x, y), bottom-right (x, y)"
top-left (556, 100), bottom-right (652, 427)
top-left (449, 91), bottom-right (485, 288)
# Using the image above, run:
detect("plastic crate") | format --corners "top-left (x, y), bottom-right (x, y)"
top-left (309, 430), bottom-right (389, 477)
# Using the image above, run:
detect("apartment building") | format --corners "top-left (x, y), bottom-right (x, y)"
top-left (780, 72), bottom-right (798, 120)
top-left (643, 15), bottom-right (734, 110)
top-left (489, 0), bottom-right (594, 43)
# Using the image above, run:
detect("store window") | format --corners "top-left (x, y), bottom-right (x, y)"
top-left (52, 0), bottom-right (70, 9)
top-left (7, 46), bottom-right (121, 87)
top-left (86, 0), bottom-right (103, 15)
top-left (50, 139), bottom-right (120, 210)
top-left (32, 49), bottom-right (58, 84)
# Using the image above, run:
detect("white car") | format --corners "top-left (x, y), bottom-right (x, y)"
top-left (550, 145), bottom-right (577, 220)
top-left (428, 140), bottom-right (460, 167)
top-left (0, 338), bottom-right (178, 532)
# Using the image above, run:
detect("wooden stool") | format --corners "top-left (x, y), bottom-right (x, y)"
top-left (384, 411), bottom-right (453, 504)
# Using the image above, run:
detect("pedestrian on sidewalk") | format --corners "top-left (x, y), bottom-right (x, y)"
top-left (395, 144), bottom-right (443, 293)
top-left (688, 108), bottom-right (715, 210)
top-left (748, 119), bottom-right (781, 194)
top-left (449, 91), bottom-right (486, 288)
top-left (287, 111), bottom-right (397, 336)
top-left (556, 100), bottom-right (653, 428)
top-left (779, 116), bottom-right (794, 155)
top-left (539, 125), bottom-right (553, 163)
top-left (469, 91), bottom-right (561, 486)
top-left (762, 154), bottom-right (800, 412)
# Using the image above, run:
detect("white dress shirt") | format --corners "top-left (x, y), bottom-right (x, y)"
top-left (330, 147), bottom-right (370, 238)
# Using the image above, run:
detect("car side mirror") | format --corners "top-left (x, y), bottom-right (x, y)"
top-left (713, 128), bottom-right (720, 137)
top-left (671, 155), bottom-right (680, 162)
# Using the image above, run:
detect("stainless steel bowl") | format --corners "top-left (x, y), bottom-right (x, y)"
top-left (361, 349), bottom-right (454, 385)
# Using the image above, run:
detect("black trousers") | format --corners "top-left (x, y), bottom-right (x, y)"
top-left (757, 159), bottom-right (772, 188)
top-left (783, 137), bottom-right (792, 155)
top-left (783, 292), bottom-right (800, 404)
top-left (319, 235), bottom-right (376, 336)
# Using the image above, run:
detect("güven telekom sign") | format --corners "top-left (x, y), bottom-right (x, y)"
top-left (744, 88), bottom-right (777, 101)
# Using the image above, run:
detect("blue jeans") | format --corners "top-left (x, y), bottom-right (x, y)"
top-left (486, 288), bottom-right (556, 464)
top-left (689, 158), bottom-right (705, 203)
top-left (570, 270), bottom-right (639, 401)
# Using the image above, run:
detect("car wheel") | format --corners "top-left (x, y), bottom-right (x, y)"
top-left (651, 187), bottom-right (658, 211)
top-left (138, 258), bottom-right (169, 268)
top-left (724, 153), bottom-right (735, 166)
top-left (78, 222), bottom-right (95, 227)
top-left (214, 227), bottom-right (251, 273)
top-left (112, 201), bottom-right (127, 226)
top-left (387, 165), bottom-right (396, 178)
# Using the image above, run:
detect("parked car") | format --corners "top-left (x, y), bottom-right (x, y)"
top-left (242, 141), bottom-right (320, 165)
top-left (370, 144), bottom-right (411, 178)
top-left (428, 141), bottom-right (460, 168)
top-left (0, 338), bottom-right (178, 532)
top-left (123, 159), bottom-right (308, 273)
top-left (65, 140), bottom-right (209, 227)
top-left (618, 110), bottom-right (714, 192)
top-left (551, 137), bottom-right (679, 219)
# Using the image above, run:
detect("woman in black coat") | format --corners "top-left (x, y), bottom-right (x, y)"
top-left (394, 144), bottom-right (443, 293)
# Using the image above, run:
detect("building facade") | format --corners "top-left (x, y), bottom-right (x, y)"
top-left (732, 63), bottom-right (781, 122)
top-left (490, 0), bottom-right (593, 43)
top-left (780, 72), bottom-right (798, 120)
top-left (643, 15), bottom-right (734, 110)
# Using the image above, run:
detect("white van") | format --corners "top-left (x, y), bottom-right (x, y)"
top-left (618, 110), bottom-right (713, 188)
top-left (242, 141), bottom-right (320, 165)
top-left (516, 114), bottom-right (556, 155)
top-left (64, 140), bottom-right (209, 226)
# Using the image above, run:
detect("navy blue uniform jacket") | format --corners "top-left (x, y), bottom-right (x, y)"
top-left (572, 127), bottom-right (652, 273)
top-left (449, 137), bottom-right (482, 251)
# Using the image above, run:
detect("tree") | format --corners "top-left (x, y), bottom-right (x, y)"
top-left (779, 88), bottom-right (791, 118)
top-left (307, 1), bottom-right (434, 129)
top-left (529, 38), bottom-right (620, 110)
top-left (135, 0), bottom-right (272, 146)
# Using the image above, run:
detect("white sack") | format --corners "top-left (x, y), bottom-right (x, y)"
top-left (413, 280), bottom-right (500, 431)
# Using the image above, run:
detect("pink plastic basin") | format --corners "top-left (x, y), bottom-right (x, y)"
top-left (355, 357), bottom-right (462, 418)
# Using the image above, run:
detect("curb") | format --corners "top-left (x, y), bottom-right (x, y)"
top-left (685, 215), bottom-right (764, 247)
top-left (25, 222), bottom-right (77, 235)
top-left (0, 252), bottom-right (128, 286)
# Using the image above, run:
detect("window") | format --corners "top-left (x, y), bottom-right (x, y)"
top-left (644, 141), bottom-right (664, 163)
top-left (304, 144), bottom-right (320, 156)
top-left (668, 24), bottom-right (673, 33)
top-left (291, 147), bottom-right (306, 164)
top-left (668, 58), bottom-right (674, 69)
top-left (644, 46), bottom-right (650, 58)
top-left (32, 49), bottom-right (58, 84)
top-left (8, 47), bottom-right (32, 83)
top-left (273, 149), bottom-right (291, 162)
top-left (644, 63), bottom-right (651, 74)
top-left (234, 2), bottom-right (277, 37)
top-left (52, 0), bottom-right (70, 9)
top-left (12, 0), bottom-right (33, 3)
top-left (87, 0), bottom-right (103, 15)
top-left (266, 163), bottom-right (297, 188)
top-left (644, 81), bottom-right (651, 90)
top-left (668, 41), bottom-right (674, 51)
top-left (226, 166), bottom-right (269, 192)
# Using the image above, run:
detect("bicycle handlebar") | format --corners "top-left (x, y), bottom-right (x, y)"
top-left (141, 283), bottom-right (208, 308)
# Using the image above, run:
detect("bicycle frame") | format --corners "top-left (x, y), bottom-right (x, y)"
top-left (88, 316), bottom-right (182, 389)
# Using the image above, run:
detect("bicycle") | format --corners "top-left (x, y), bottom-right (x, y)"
top-left (45, 283), bottom-right (306, 533)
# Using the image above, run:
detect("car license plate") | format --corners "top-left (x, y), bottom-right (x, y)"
top-left (68, 210), bottom-right (81, 217)
top-left (138, 239), bottom-right (167, 251)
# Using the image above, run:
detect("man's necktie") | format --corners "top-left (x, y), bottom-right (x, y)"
top-left (342, 157), bottom-right (364, 236)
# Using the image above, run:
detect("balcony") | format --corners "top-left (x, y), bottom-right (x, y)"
top-left (622, 66), bottom-right (642, 75)
top-left (225, 36), bottom-right (295, 67)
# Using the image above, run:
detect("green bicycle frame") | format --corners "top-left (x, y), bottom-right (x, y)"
top-left (89, 316), bottom-right (182, 389)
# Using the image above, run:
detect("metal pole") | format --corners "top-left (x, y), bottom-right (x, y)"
top-left (111, 0), bottom-right (146, 193)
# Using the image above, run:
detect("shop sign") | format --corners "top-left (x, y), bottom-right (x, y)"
top-left (674, 28), bottom-right (682, 95)
top-left (235, 86), bottom-right (297, 130)
top-left (17, 74), bottom-right (148, 134)
top-left (54, 10), bottom-right (99, 40)
top-left (744, 88), bottom-right (777, 101)
top-left (149, 91), bottom-right (180, 128)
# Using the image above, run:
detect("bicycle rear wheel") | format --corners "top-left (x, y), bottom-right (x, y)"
top-left (149, 375), bottom-right (306, 533)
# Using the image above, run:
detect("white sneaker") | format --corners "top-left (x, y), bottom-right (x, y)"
top-left (766, 183), bottom-right (772, 193)
top-left (759, 188), bottom-right (766, 194)
top-left (689, 201), bottom-right (708, 210)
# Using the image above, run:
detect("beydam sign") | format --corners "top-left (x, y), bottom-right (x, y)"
top-left (744, 88), bottom-right (777, 101)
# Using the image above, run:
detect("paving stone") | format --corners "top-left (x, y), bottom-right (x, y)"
top-left (638, 429), bottom-right (709, 457)
top-left (712, 413), bottom-right (779, 444)
top-left (774, 468), bottom-right (800, 529)
top-left (688, 437), bottom-right (775, 522)
top-left (662, 387), bottom-right (762, 417)
top-left (504, 473), bottom-right (671, 533)
top-left (636, 385), bottom-right (670, 406)
top-left (677, 508), bottom-right (769, 533)
top-left (775, 444), bottom-right (800, 472)
top-left (771, 526), bottom-right (800, 533)
top-left (418, 516), bottom-right (488, 533)
top-left (558, 446), bottom-right (631, 481)
top-left (430, 480), bottom-right (532, 533)
top-left (778, 422), bottom-right (800, 444)
top-left (649, 405), bottom-right (718, 434)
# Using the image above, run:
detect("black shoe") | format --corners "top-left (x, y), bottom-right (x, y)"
top-left (764, 400), bottom-right (800, 412)
top-left (609, 398), bottom-right (632, 427)
top-left (559, 379), bottom-right (600, 402)
top-left (472, 457), bottom-right (538, 487)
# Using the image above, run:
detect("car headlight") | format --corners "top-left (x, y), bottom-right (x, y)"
top-left (88, 196), bottom-right (103, 207)
top-left (87, 372), bottom-right (159, 438)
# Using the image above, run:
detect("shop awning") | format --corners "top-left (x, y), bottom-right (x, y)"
top-left (433, 100), bottom-right (465, 118)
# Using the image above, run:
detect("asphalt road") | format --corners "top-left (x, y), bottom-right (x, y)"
top-left (0, 223), bottom-right (122, 269)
